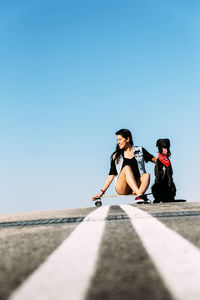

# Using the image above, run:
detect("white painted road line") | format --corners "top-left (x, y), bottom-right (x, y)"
top-left (9, 206), bottom-right (110, 300)
top-left (120, 204), bottom-right (200, 300)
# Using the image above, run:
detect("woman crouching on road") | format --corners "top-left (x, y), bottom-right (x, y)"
top-left (92, 129), bottom-right (156, 203)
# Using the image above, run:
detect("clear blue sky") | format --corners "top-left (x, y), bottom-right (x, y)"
top-left (0, 0), bottom-right (200, 213)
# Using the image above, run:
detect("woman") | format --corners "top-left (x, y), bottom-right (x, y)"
top-left (92, 129), bottom-right (156, 203)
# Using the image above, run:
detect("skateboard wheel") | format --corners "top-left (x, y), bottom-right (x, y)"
top-left (95, 200), bottom-right (102, 207)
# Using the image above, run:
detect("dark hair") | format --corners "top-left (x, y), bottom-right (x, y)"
top-left (111, 129), bottom-right (134, 162)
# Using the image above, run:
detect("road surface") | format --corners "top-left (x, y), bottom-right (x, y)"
top-left (0, 200), bottom-right (200, 300)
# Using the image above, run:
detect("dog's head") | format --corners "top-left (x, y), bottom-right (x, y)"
top-left (156, 139), bottom-right (171, 156)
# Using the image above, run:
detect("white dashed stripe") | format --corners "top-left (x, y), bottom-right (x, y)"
top-left (9, 206), bottom-right (110, 300)
top-left (120, 204), bottom-right (200, 300)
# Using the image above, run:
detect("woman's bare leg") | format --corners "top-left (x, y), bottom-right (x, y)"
top-left (115, 165), bottom-right (140, 195)
top-left (137, 173), bottom-right (150, 195)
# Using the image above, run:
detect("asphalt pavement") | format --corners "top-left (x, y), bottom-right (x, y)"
top-left (0, 201), bottom-right (200, 300)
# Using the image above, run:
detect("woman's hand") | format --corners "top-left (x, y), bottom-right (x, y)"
top-left (152, 157), bottom-right (157, 163)
top-left (92, 191), bottom-right (104, 201)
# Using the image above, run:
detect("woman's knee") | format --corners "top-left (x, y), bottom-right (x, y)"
top-left (121, 165), bottom-right (132, 173)
top-left (141, 173), bottom-right (150, 182)
top-left (143, 172), bottom-right (150, 177)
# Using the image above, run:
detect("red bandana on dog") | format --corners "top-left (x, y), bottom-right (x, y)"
top-left (158, 153), bottom-right (171, 167)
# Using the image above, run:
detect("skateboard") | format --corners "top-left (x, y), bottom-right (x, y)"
top-left (174, 199), bottom-right (186, 202)
top-left (94, 194), bottom-right (152, 207)
top-left (153, 199), bottom-right (186, 203)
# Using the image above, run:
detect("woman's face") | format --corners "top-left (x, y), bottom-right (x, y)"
top-left (117, 135), bottom-right (130, 149)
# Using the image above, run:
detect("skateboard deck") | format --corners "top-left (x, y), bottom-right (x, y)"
top-left (173, 199), bottom-right (186, 202)
top-left (94, 195), bottom-right (186, 207)
top-left (153, 199), bottom-right (186, 203)
top-left (94, 193), bottom-right (152, 207)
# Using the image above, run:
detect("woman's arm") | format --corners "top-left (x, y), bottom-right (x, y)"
top-left (92, 175), bottom-right (115, 200)
top-left (142, 147), bottom-right (156, 164)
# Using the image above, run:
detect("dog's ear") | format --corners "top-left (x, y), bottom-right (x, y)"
top-left (164, 139), bottom-right (170, 148)
top-left (156, 139), bottom-right (161, 147)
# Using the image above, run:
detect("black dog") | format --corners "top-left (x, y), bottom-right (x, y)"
top-left (152, 139), bottom-right (176, 203)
